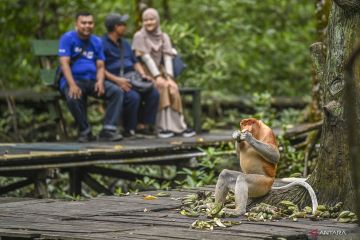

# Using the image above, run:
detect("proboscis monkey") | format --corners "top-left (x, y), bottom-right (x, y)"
top-left (214, 118), bottom-right (318, 215)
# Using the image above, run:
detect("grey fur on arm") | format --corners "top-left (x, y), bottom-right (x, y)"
top-left (232, 130), bottom-right (280, 164)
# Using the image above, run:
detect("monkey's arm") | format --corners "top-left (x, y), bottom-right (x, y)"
top-left (233, 130), bottom-right (280, 165)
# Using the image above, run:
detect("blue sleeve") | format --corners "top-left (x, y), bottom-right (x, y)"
top-left (124, 40), bottom-right (137, 64)
top-left (96, 37), bottom-right (105, 61)
top-left (58, 33), bottom-right (72, 57)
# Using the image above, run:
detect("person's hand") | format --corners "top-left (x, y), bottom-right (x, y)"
top-left (95, 81), bottom-right (105, 96)
top-left (68, 83), bottom-right (82, 99)
top-left (141, 74), bottom-right (153, 81)
top-left (117, 77), bottom-right (132, 92)
top-left (155, 76), bottom-right (167, 89)
top-left (167, 78), bottom-right (179, 90)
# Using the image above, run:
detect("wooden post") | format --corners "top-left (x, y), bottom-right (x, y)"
top-left (52, 99), bottom-right (68, 139)
top-left (34, 170), bottom-right (49, 198)
top-left (193, 89), bottom-right (202, 133)
top-left (69, 168), bottom-right (82, 196)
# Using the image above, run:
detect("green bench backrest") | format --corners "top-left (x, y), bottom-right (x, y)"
top-left (32, 40), bottom-right (59, 86)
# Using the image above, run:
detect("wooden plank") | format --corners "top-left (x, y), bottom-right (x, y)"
top-left (0, 131), bottom-right (232, 161)
top-left (1, 189), bottom-right (359, 240)
top-left (40, 69), bottom-right (57, 86)
top-left (124, 226), bottom-right (268, 240)
top-left (0, 197), bottom-right (34, 204)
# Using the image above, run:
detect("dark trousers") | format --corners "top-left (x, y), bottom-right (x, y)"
top-left (61, 80), bottom-right (124, 133)
top-left (123, 87), bottom-right (159, 131)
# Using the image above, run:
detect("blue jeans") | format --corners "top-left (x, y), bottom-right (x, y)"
top-left (123, 87), bottom-right (159, 131)
top-left (61, 80), bottom-right (124, 133)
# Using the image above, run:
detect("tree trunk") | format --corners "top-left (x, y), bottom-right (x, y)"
top-left (162, 0), bottom-right (171, 21)
top-left (308, 0), bottom-right (360, 210)
top-left (344, 44), bottom-right (360, 221)
top-left (251, 1), bottom-right (360, 211)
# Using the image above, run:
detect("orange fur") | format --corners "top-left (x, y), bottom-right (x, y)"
top-left (240, 118), bottom-right (278, 148)
top-left (239, 118), bottom-right (278, 178)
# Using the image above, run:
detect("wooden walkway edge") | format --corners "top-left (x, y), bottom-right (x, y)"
top-left (0, 187), bottom-right (359, 240)
top-left (0, 132), bottom-right (233, 197)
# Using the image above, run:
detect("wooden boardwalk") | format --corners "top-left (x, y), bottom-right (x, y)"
top-left (0, 131), bottom-right (233, 170)
top-left (0, 186), bottom-right (359, 240)
top-left (0, 132), bottom-right (234, 197)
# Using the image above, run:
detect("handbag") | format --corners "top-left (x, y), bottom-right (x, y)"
top-left (124, 71), bottom-right (153, 93)
top-left (172, 52), bottom-right (186, 78)
top-left (53, 41), bottom-right (89, 90)
top-left (118, 39), bottom-right (153, 93)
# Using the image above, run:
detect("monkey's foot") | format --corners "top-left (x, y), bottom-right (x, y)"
top-left (223, 208), bottom-right (245, 217)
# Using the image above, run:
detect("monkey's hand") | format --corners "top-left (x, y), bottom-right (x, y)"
top-left (232, 130), bottom-right (244, 142)
top-left (242, 131), bottom-right (253, 141)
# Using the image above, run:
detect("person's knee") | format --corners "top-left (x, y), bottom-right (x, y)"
top-left (126, 90), bottom-right (141, 105)
top-left (157, 81), bottom-right (168, 90)
top-left (105, 81), bottom-right (123, 97)
top-left (113, 89), bottom-right (124, 104)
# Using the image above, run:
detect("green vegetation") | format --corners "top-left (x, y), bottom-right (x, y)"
top-left (0, 1), bottom-right (318, 198)
top-left (0, 0), bottom-right (314, 95)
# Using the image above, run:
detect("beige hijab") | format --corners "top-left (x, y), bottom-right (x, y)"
top-left (132, 8), bottom-right (173, 65)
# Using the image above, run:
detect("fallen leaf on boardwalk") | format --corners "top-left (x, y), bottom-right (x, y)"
top-left (180, 209), bottom-right (199, 217)
top-left (144, 208), bottom-right (149, 212)
top-left (117, 192), bottom-right (129, 197)
top-left (156, 192), bottom-right (171, 197)
top-left (170, 141), bottom-right (183, 145)
top-left (143, 195), bottom-right (157, 200)
top-left (196, 137), bottom-right (204, 142)
top-left (214, 218), bottom-right (227, 228)
top-left (113, 145), bottom-right (123, 150)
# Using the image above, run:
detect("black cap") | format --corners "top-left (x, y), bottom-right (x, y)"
top-left (105, 13), bottom-right (129, 32)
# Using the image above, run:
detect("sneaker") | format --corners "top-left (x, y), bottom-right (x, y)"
top-left (157, 130), bottom-right (175, 138)
top-left (78, 131), bottom-right (93, 143)
top-left (181, 128), bottom-right (196, 138)
top-left (123, 129), bottom-right (136, 139)
top-left (98, 129), bottom-right (123, 142)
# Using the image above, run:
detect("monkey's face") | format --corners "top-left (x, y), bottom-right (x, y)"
top-left (240, 118), bottom-right (259, 136)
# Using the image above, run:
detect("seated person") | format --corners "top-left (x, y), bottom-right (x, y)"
top-left (58, 11), bottom-right (123, 142)
top-left (102, 13), bottom-right (159, 137)
top-left (132, 8), bottom-right (195, 138)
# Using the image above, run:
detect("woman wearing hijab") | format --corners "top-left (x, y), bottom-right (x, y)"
top-left (132, 8), bottom-right (195, 138)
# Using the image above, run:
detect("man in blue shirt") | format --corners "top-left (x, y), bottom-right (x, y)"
top-left (58, 12), bottom-right (123, 142)
top-left (102, 13), bottom-right (159, 137)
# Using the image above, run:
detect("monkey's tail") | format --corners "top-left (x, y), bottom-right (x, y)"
top-left (272, 180), bottom-right (318, 214)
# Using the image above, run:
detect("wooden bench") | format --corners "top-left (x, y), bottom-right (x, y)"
top-left (0, 39), bottom-right (68, 141)
top-left (31, 39), bottom-right (202, 134)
